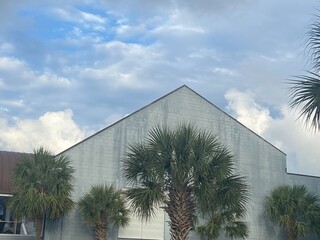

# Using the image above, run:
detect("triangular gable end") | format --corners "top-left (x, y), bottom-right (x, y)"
top-left (59, 85), bottom-right (284, 156)
top-left (46, 85), bottom-right (293, 240)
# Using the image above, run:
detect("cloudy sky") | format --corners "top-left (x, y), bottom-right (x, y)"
top-left (1, 0), bottom-right (320, 176)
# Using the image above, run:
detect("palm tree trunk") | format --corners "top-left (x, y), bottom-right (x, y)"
top-left (287, 224), bottom-right (298, 240)
top-left (35, 215), bottom-right (44, 240)
top-left (95, 223), bottom-right (107, 240)
top-left (287, 230), bottom-right (298, 240)
top-left (165, 184), bottom-right (195, 240)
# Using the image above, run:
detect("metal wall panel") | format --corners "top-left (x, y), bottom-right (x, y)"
top-left (0, 152), bottom-right (31, 194)
top-left (44, 86), bottom-right (320, 240)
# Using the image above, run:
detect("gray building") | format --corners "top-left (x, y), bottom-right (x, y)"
top-left (44, 85), bottom-right (319, 240)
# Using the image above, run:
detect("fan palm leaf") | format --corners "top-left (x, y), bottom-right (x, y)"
top-left (123, 124), bottom-right (249, 240)
top-left (265, 185), bottom-right (320, 240)
top-left (78, 185), bottom-right (129, 240)
top-left (288, 14), bottom-right (320, 131)
top-left (288, 72), bottom-right (320, 131)
top-left (7, 147), bottom-right (74, 240)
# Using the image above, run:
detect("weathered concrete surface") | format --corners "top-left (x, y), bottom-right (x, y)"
top-left (45, 86), bottom-right (320, 240)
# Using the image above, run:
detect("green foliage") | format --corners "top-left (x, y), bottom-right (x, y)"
top-left (288, 14), bottom-right (320, 131)
top-left (78, 185), bottom-right (129, 228)
top-left (123, 124), bottom-right (249, 240)
top-left (7, 147), bottom-right (74, 240)
top-left (195, 174), bottom-right (249, 240)
top-left (265, 185), bottom-right (320, 240)
top-left (288, 73), bottom-right (320, 131)
top-left (7, 147), bottom-right (74, 220)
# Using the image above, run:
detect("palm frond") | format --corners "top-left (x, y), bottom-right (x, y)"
top-left (126, 186), bottom-right (165, 220)
top-left (78, 185), bottom-right (129, 228)
top-left (224, 221), bottom-right (249, 239)
top-left (123, 124), bottom-right (249, 240)
top-left (8, 147), bottom-right (74, 221)
top-left (288, 72), bottom-right (320, 131)
top-left (306, 15), bottom-right (320, 71)
top-left (265, 184), bottom-right (320, 238)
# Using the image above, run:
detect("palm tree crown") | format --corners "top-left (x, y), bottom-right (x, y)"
top-left (123, 124), bottom-right (249, 240)
top-left (196, 173), bottom-right (249, 240)
top-left (78, 185), bottom-right (129, 240)
top-left (265, 185), bottom-right (320, 240)
top-left (7, 147), bottom-right (74, 240)
top-left (288, 14), bottom-right (320, 131)
top-left (288, 72), bottom-right (320, 131)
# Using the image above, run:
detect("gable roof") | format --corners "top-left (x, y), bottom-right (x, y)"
top-left (58, 85), bottom-right (285, 155)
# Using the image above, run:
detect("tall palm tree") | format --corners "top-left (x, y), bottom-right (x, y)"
top-left (78, 185), bottom-right (130, 240)
top-left (288, 14), bottom-right (320, 131)
top-left (123, 124), bottom-right (249, 240)
top-left (196, 175), bottom-right (249, 240)
top-left (264, 185), bottom-right (320, 240)
top-left (7, 147), bottom-right (74, 240)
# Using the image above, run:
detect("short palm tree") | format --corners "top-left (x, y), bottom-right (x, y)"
top-left (7, 147), bottom-right (74, 240)
top-left (265, 185), bottom-right (320, 240)
top-left (196, 175), bottom-right (249, 240)
top-left (288, 14), bottom-right (320, 131)
top-left (78, 185), bottom-right (130, 240)
top-left (123, 124), bottom-right (249, 240)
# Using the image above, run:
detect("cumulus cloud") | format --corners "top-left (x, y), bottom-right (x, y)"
top-left (0, 55), bottom-right (78, 125)
top-left (225, 89), bottom-right (272, 135)
top-left (0, 0), bottom-right (320, 178)
top-left (0, 109), bottom-right (86, 154)
top-left (266, 108), bottom-right (320, 176)
top-left (225, 88), bottom-right (320, 176)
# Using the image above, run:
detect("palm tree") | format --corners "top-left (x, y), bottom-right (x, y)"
top-left (78, 185), bottom-right (130, 240)
top-left (7, 147), bottom-right (74, 240)
top-left (264, 185), bottom-right (320, 240)
top-left (196, 175), bottom-right (249, 240)
top-left (288, 14), bottom-right (320, 131)
top-left (288, 73), bottom-right (320, 131)
top-left (123, 124), bottom-right (249, 240)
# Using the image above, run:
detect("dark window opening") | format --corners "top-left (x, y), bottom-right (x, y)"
top-left (0, 196), bottom-right (21, 234)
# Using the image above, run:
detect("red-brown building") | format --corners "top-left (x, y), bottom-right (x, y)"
top-left (0, 151), bottom-right (34, 238)
top-left (0, 151), bottom-right (31, 195)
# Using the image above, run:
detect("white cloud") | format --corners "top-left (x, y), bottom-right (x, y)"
top-left (0, 109), bottom-right (86, 154)
top-left (0, 99), bottom-right (24, 108)
top-left (0, 0), bottom-right (319, 179)
top-left (266, 108), bottom-right (320, 176)
top-left (79, 11), bottom-right (106, 24)
top-left (76, 41), bottom-right (161, 90)
top-left (0, 56), bottom-right (73, 88)
top-left (0, 56), bottom-right (26, 72)
top-left (52, 8), bottom-right (106, 24)
top-left (212, 67), bottom-right (237, 77)
top-left (36, 73), bottom-right (72, 88)
top-left (51, 7), bottom-right (107, 33)
top-left (154, 24), bottom-right (206, 35)
top-left (151, 9), bottom-right (206, 37)
top-left (115, 24), bottom-right (147, 40)
top-left (225, 88), bottom-right (320, 176)
top-left (225, 89), bottom-right (272, 135)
